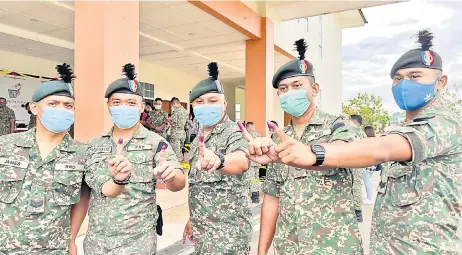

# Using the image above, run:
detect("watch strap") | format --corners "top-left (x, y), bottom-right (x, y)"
top-left (112, 175), bottom-right (131, 185)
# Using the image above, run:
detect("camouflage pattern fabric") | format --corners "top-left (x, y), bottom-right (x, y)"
top-left (370, 101), bottom-right (462, 254)
top-left (0, 129), bottom-right (86, 254)
top-left (84, 125), bottom-right (181, 255)
top-left (146, 109), bottom-right (168, 139)
top-left (188, 115), bottom-right (252, 255)
top-left (262, 109), bottom-right (363, 254)
top-left (249, 130), bottom-right (261, 193)
top-left (170, 107), bottom-right (188, 160)
top-left (0, 107), bottom-right (15, 136)
top-left (28, 115), bottom-right (36, 130)
top-left (352, 130), bottom-right (367, 210)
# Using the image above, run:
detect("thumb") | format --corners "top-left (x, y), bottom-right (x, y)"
top-left (237, 121), bottom-right (253, 141)
top-left (117, 137), bottom-right (124, 155)
top-left (267, 121), bottom-right (289, 141)
top-left (198, 133), bottom-right (205, 157)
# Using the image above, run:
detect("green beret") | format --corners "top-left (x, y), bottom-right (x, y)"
top-left (32, 63), bottom-right (75, 102)
top-left (105, 64), bottom-right (143, 98)
top-left (272, 39), bottom-right (314, 88)
top-left (190, 62), bottom-right (224, 102)
top-left (390, 30), bottom-right (442, 78)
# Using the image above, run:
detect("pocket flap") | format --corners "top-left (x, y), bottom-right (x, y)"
top-left (387, 163), bottom-right (412, 178)
top-left (0, 164), bottom-right (27, 182)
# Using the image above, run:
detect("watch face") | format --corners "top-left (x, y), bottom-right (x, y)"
top-left (312, 144), bottom-right (325, 153)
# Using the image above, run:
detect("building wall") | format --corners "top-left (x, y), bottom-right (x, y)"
top-left (0, 50), bottom-right (61, 77)
top-left (274, 14), bottom-right (343, 115)
top-left (235, 87), bottom-right (246, 121)
top-left (223, 83), bottom-right (236, 121)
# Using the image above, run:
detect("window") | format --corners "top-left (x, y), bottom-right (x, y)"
top-left (141, 82), bottom-right (154, 99)
top-left (318, 15), bottom-right (323, 59)
top-left (235, 104), bottom-right (241, 121)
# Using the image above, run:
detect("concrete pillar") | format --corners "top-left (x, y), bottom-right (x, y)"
top-left (224, 83), bottom-right (236, 121)
top-left (74, 1), bottom-right (139, 142)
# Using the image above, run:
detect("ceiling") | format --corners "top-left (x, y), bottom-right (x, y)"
top-left (0, 1), bottom-right (291, 86)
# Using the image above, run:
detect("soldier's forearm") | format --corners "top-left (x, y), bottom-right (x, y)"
top-left (102, 179), bottom-right (125, 197)
top-left (165, 169), bottom-right (186, 192)
top-left (70, 183), bottom-right (91, 241)
top-left (258, 194), bottom-right (279, 255)
top-left (220, 151), bottom-right (250, 176)
top-left (10, 120), bottom-right (15, 133)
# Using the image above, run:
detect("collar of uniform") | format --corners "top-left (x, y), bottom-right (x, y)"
top-left (210, 114), bottom-right (231, 135)
top-left (286, 107), bottom-right (326, 133)
top-left (401, 100), bottom-right (438, 125)
top-left (102, 124), bottom-right (149, 139)
top-left (14, 128), bottom-right (36, 148)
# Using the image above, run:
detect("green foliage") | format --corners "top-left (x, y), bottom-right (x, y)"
top-left (342, 93), bottom-right (391, 131)
top-left (436, 84), bottom-right (462, 115)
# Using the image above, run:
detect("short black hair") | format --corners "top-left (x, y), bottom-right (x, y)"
top-left (270, 120), bottom-right (278, 127)
top-left (145, 102), bottom-right (153, 108)
top-left (365, 126), bottom-right (374, 130)
top-left (171, 97), bottom-right (180, 103)
top-left (246, 122), bottom-right (254, 127)
top-left (350, 114), bottom-right (363, 125)
top-left (0, 97), bottom-right (6, 101)
top-left (154, 98), bottom-right (163, 102)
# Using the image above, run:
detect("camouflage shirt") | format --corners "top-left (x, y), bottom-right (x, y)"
top-left (170, 107), bottom-right (188, 136)
top-left (0, 107), bottom-right (15, 136)
top-left (0, 129), bottom-right (86, 254)
top-left (146, 109), bottom-right (168, 138)
top-left (188, 115), bottom-right (252, 254)
top-left (262, 109), bottom-right (363, 254)
top-left (83, 125), bottom-right (181, 254)
top-left (371, 101), bottom-right (462, 254)
top-left (28, 115), bottom-right (36, 130)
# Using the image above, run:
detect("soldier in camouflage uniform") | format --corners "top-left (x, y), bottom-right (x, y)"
top-left (272, 30), bottom-right (462, 254)
top-left (244, 39), bottom-right (363, 255)
top-left (169, 97), bottom-right (188, 161)
top-left (182, 62), bottom-right (252, 254)
top-left (84, 64), bottom-right (186, 255)
top-left (22, 102), bottom-right (37, 130)
top-left (0, 97), bottom-right (16, 136)
top-left (350, 114), bottom-right (367, 222)
top-left (146, 97), bottom-right (169, 138)
top-left (245, 121), bottom-right (261, 204)
top-left (0, 64), bottom-right (91, 255)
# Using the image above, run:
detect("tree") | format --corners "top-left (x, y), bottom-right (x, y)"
top-left (342, 93), bottom-right (391, 131)
top-left (436, 84), bottom-right (462, 115)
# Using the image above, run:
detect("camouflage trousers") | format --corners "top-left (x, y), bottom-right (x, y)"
top-left (352, 168), bottom-right (364, 210)
top-left (83, 230), bottom-right (157, 255)
top-left (170, 131), bottom-right (186, 161)
top-left (249, 165), bottom-right (260, 193)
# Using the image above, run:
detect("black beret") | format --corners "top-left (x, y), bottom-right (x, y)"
top-left (190, 62), bottom-right (224, 102)
top-left (390, 30), bottom-right (442, 78)
top-left (32, 63), bottom-right (75, 102)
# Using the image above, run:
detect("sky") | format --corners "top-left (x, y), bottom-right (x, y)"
top-left (342, 0), bottom-right (462, 114)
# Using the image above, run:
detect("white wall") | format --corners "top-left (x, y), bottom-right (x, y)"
top-left (274, 14), bottom-right (343, 114)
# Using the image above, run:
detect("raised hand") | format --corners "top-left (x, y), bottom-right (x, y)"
top-left (108, 138), bottom-right (132, 181)
top-left (273, 126), bottom-right (316, 168)
top-left (239, 121), bottom-right (280, 165)
top-left (195, 134), bottom-right (222, 173)
top-left (154, 145), bottom-right (178, 183)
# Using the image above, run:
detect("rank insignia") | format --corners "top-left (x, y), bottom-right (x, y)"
top-left (129, 80), bottom-right (138, 92)
top-left (215, 80), bottom-right (222, 92)
top-left (421, 50), bottom-right (434, 66)
top-left (298, 60), bottom-right (309, 74)
top-left (67, 83), bottom-right (74, 97)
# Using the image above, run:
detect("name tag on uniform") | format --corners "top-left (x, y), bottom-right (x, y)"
top-left (55, 164), bottom-right (85, 171)
top-left (307, 129), bottom-right (331, 141)
top-left (127, 144), bottom-right (152, 151)
top-left (91, 146), bottom-right (112, 154)
top-left (0, 158), bottom-right (28, 168)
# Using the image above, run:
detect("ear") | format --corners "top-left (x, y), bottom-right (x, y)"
top-left (29, 102), bottom-right (39, 116)
top-left (436, 75), bottom-right (448, 92)
top-left (311, 83), bottom-right (320, 97)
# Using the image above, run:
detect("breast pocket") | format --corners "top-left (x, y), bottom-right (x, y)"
top-left (387, 164), bottom-right (423, 207)
top-left (129, 154), bottom-right (155, 194)
top-left (53, 162), bottom-right (85, 205)
top-left (0, 164), bottom-right (27, 203)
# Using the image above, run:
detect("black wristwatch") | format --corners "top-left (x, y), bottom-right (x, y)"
top-left (311, 144), bottom-right (326, 166)
top-left (215, 152), bottom-right (225, 170)
top-left (112, 175), bottom-right (131, 185)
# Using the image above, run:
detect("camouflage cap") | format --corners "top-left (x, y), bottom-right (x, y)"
top-left (272, 39), bottom-right (314, 88)
top-left (32, 63), bottom-right (75, 102)
top-left (190, 62), bottom-right (224, 103)
top-left (390, 30), bottom-right (442, 78)
top-left (105, 63), bottom-right (143, 98)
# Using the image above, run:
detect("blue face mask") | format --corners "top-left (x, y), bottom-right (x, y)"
top-left (110, 105), bottom-right (140, 129)
top-left (40, 107), bottom-right (75, 133)
top-left (279, 89), bottom-right (311, 117)
top-left (392, 79), bottom-right (437, 110)
top-left (193, 104), bottom-right (223, 127)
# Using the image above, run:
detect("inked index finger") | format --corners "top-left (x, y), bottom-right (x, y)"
top-left (159, 145), bottom-right (167, 164)
top-left (237, 121), bottom-right (253, 141)
top-left (117, 137), bottom-right (124, 155)
top-left (267, 121), bottom-right (290, 141)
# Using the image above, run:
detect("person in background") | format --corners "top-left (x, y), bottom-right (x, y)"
top-left (350, 114), bottom-right (367, 222)
top-left (146, 98), bottom-right (169, 139)
top-left (182, 62), bottom-right (252, 254)
top-left (363, 126), bottom-right (379, 205)
top-left (187, 112), bottom-right (200, 143)
top-left (0, 96), bottom-right (16, 136)
top-left (170, 97), bottom-right (188, 161)
top-left (22, 102), bottom-right (36, 130)
top-left (0, 64), bottom-right (90, 255)
top-left (83, 64), bottom-right (185, 254)
top-left (246, 121), bottom-right (261, 204)
top-left (140, 102), bottom-right (152, 128)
